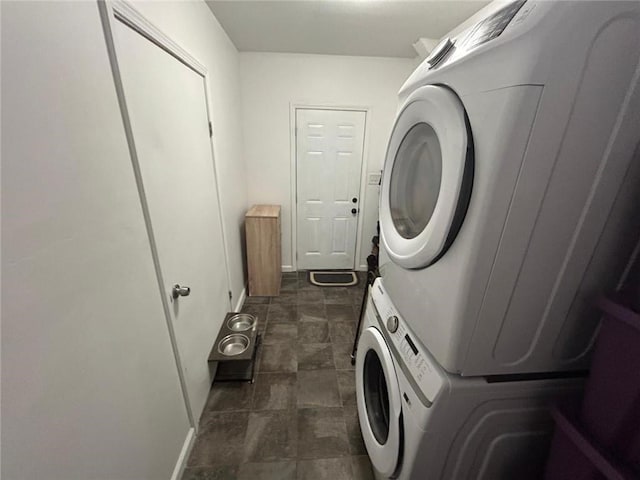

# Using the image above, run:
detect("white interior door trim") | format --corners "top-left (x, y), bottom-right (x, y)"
top-left (110, 0), bottom-right (207, 75)
top-left (98, 0), bottom-right (233, 434)
top-left (289, 103), bottom-right (371, 271)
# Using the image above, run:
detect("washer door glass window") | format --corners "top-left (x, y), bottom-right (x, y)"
top-left (363, 349), bottom-right (391, 444)
top-left (390, 123), bottom-right (442, 240)
top-left (380, 85), bottom-right (473, 269)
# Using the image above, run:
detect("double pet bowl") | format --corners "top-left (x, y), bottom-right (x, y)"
top-left (208, 312), bottom-right (260, 382)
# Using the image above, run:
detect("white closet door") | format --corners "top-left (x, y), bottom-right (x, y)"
top-left (114, 18), bottom-right (230, 419)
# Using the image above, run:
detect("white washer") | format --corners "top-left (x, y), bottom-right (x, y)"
top-left (379, 0), bottom-right (640, 376)
top-left (356, 279), bottom-right (583, 480)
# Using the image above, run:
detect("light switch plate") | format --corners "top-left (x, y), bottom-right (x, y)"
top-left (368, 172), bottom-right (382, 186)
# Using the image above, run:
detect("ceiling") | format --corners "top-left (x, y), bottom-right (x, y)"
top-left (205, 1), bottom-right (490, 58)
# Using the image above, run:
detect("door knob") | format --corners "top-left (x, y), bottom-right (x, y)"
top-left (172, 284), bottom-right (191, 299)
top-left (351, 208), bottom-right (357, 215)
top-left (352, 197), bottom-right (358, 203)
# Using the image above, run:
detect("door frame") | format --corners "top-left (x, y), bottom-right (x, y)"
top-left (289, 103), bottom-right (371, 272)
top-left (98, 0), bottom-right (233, 435)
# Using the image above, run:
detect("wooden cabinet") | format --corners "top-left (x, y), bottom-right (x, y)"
top-left (246, 205), bottom-right (281, 296)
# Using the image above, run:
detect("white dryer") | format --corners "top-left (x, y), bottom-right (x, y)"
top-left (356, 279), bottom-right (583, 480)
top-left (379, 0), bottom-right (640, 376)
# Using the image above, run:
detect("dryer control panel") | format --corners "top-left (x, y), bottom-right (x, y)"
top-left (462, 0), bottom-right (527, 50)
top-left (370, 278), bottom-right (445, 404)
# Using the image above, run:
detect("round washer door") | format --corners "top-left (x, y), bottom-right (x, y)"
top-left (356, 326), bottom-right (403, 478)
top-left (380, 85), bottom-right (473, 269)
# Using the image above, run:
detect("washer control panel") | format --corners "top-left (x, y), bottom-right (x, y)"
top-left (370, 278), bottom-right (444, 403)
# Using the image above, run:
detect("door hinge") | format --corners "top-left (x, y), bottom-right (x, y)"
top-left (208, 122), bottom-right (213, 138)
top-left (228, 290), bottom-right (233, 301)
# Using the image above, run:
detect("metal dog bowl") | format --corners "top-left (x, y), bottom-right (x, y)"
top-left (217, 334), bottom-right (250, 356)
top-left (226, 313), bottom-right (256, 332)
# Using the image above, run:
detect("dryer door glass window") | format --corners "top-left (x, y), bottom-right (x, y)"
top-left (363, 349), bottom-right (390, 444)
top-left (389, 122), bottom-right (442, 239)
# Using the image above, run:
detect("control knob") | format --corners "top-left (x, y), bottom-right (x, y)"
top-left (386, 315), bottom-right (399, 333)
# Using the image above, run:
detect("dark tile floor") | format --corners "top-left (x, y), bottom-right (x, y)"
top-left (182, 271), bottom-right (374, 480)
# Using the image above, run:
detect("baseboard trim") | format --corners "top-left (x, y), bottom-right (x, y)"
top-left (170, 427), bottom-right (195, 480)
top-left (234, 287), bottom-right (247, 312)
top-left (281, 265), bottom-right (295, 273)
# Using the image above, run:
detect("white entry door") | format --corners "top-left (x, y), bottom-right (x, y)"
top-left (296, 109), bottom-right (366, 270)
top-left (113, 17), bottom-right (230, 420)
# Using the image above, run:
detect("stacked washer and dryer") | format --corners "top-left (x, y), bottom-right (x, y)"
top-left (355, 1), bottom-right (640, 479)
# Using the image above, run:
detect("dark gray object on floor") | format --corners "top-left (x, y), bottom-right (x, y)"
top-left (309, 271), bottom-right (358, 287)
top-left (210, 312), bottom-right (261, 382)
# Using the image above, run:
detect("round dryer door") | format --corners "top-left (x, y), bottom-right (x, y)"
top-left (356, 326), bottom-right (402, 478)
top-left (380, 85), bottom-right (473, 269)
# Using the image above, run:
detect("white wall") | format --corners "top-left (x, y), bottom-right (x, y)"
top-left (240, 52), bottom-right (414, 270)
top-left (133, 0), bottom-right (248, 306)
top-left (1, 1), bottom-right (248, 478)
top-left (1, 2), bottom-right (191, 479)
